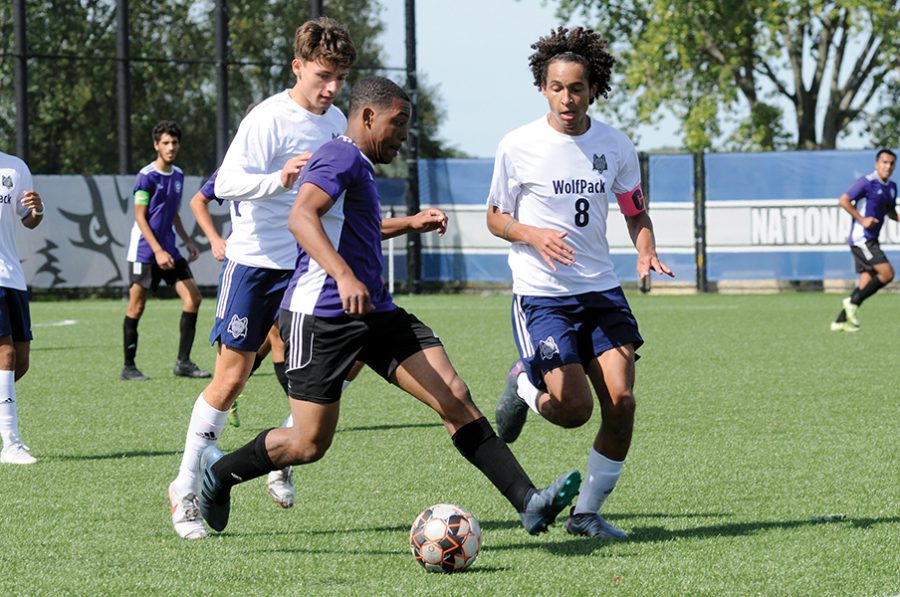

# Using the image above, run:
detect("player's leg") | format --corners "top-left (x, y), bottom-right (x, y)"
top-left (378, 309), bottom-right (579, 535)
top-left (122, 273), bottom-right (150, 380)
top-left (566, 344), bottom-right (635, 539)
top-left (229, 327), bottom-right (273, 428)
top-left (172, 267), bottom-right (211, 378)
top-left (496, 295), bottom-right (592, 441)
top-left (0, 287), bottom-right (35, 465)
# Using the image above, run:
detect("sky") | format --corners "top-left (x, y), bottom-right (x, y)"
top-left (378, 0), bottom-right (681, 158)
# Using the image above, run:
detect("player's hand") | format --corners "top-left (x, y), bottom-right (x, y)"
top-left (861, 216), bottom-right (879, 230)
top-left (336, 275), bottom-right (372, 318)
top-left (526, 227), bottom-right (575, 271)
top-left (20, 190), bottom-right (44, 216)
top-left (185, 242), bottom-right (200, 263)
top-left (280, 152), bottom-right (313, 189)
top-left (410, 208), bottom-right (448, 236)
top-left (637, 252), bottom-right (675, 280)
top-left (210, 237), bottom-right (227, 261)
top-left (155, 250), bottom-right (175, 270)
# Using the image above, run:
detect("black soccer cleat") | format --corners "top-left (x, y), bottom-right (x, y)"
top-left (120, 365), bottom-right (149, 382)
top-left (198, 445), bottom-right (231, 532)
top-left (173, 360), bottom-right (212, 378)
top-left (519, 469), bottom-right (582, 535)
top-left (495, 360), bottom-right (528, 443)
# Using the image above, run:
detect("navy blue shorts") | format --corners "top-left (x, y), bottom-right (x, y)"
top-left (209, 259), bottom-right (292, 352)
top-left (0, 287), bottom-right (33, 342)
top-left (511, 288), bottom-right (642, 390)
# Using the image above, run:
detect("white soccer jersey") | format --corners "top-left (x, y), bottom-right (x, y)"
top-left (0, 152), bottom-right (34, 291)
top-left (214, 90), bottom-right (347, 269)
top-left (487, 116), bottom-right (641, 296)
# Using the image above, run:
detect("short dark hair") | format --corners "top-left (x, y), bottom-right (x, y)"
top-left (152, 120), bottom-right (182, 143)
top-left (529, 26), bottom-right (615, 104)
top-left (876, 148), bottom-right (897, 161)
top-left (348, 76), bottom-right (410, 117)
top-left (294, 17), bottom-right (357, 69)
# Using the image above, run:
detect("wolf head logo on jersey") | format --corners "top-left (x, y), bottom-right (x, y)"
top-left (1, 176), bottom-right (12, 189)
top-left (592, 154), bottom-right (607, 174)
top-left (175, 180), bottom-right (182, 194)
top-left (539, 336), bottom-right (559, 360)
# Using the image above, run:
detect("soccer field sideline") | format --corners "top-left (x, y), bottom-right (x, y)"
top-left (1, 293), bottom-right (897, 595)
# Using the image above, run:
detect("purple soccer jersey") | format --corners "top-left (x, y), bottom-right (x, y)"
top-left (199, 169), bottom-right (219, 203)
top-left (281, 136), bottom-right (394, 317)
top-left (131, 164), bottom-right (184, 263)
top-left (846, 172), bottom-right (898, 245)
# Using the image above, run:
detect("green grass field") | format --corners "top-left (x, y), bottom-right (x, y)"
top-left (1, 293), bottom-right (898, 595)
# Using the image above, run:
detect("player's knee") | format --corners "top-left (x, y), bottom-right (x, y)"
top-left (436, 377), bottom-right (477, 424)
top-left (604, 391), bottom-right (635, 430)
top-left (14, 358), bottom-right (29, 381)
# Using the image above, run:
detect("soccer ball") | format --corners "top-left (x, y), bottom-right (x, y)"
top-left (409, 503), bottom-right (482, 573)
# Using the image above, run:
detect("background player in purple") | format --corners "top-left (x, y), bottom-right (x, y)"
top-left (831, 149), bottom-right (898, 332)
top-left (196, 76), bottom-right (581, 537)
top-left (121, 120), bottom-right (211, 381)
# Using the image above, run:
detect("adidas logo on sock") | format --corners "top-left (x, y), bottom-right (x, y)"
top-left (0, 397), bottom-right (14, 404)
top-left (196, 431), bottom-right (218, 441)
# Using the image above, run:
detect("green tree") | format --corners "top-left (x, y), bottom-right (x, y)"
top-left (0, 0), bottom-right (458, 174)
top-left (555, 0), bottom-right (900, 151)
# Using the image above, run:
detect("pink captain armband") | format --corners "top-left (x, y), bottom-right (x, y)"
top-left (615, 184), bottom-right (646, 216)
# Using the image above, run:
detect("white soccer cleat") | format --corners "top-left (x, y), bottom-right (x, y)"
top-left (168, 482), bottom-right (209, 540)
top-left (0, 442), bottom-right (37, 465)
top-left (266, 466), bottom-right (295, 509)
top-left (841, 298), bottom-right (860, 326)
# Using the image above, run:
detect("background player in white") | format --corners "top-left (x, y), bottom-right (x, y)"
top-left (167, 17), bottom-right (359, 540)
top-left (0, 152), bottom-right (44, 464)
top-left (486, 27), bottom-right (673, 539)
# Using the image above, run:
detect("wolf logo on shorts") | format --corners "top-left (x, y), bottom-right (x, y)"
top-left (539, 336), bottom-right (559, 360)
top-left (227, 314), bottom-right (248, 340)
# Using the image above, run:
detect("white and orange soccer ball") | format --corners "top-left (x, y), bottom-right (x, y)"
top-left (409, 503), bottom-right (482, 573)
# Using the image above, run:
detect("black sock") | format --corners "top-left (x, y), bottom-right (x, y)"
top-left (248, 354), bottom-right (265, 378)
top-left (178, 311), bottom-right (198, 362)
top-left (835, 309), bottom-right (847, 323)
top-left (211, 429), bottom-right (276, 490)
top-left (852, 277), bottom-right (885, 306)
top-left (452, 417), bottom-right (534, 512)
top-left (273, 361), bottom-right (289, 395)
top-left (123, 316), bottom-right (139, 366)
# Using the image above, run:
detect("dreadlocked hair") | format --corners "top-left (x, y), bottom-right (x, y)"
top-left (528, 26), bottom-right (615, 103)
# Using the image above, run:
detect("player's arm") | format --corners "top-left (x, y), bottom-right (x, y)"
top-left (133, 193), bottom-right (174, 270)
top-left (624, 210), bottom-right (674, 280)
top-left (173, 213), bottom-right (199, 262)
top-left (19, 190), bottom-right (44, 230)
top-left (381, 208), bottom-right (448, 239)
top-left (190, 190), bottom-right (227, 261)
top-left (288, 182), bottom-right (371, 317)
top-left (486, 204), bottom-right (575, 271)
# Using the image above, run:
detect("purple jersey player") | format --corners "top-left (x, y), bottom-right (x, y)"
top-left (121, 120), bottom-right (211, 381)
top-left (832, 149), bottom-right (898, 332)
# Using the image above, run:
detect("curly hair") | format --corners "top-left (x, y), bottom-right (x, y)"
top-left (528, 26), bottom-right (615, 103)
top-left (294, 17), bottom-right (357, 69)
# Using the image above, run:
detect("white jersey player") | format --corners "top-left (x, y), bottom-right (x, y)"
top-left (167, 17), bottom-right (359, 540)
top-left (486, 26), bottom-right (673, 541)
top-left (0, 152), bottom-right (45, 465)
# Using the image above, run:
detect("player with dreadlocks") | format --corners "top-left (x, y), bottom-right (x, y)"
top-left (486, 26), bottom-right (673, 539)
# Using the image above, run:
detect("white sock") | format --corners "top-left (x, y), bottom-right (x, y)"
top-left (574, 448), bottom-right (624, 514)
top-left (516, 373), bottom-right (541, 415)
top-left (0, 370), bottom-right (19, 448)
top-left (281, 413), bottom-right (293, 428)
top-left (171, 393), bottom-right (228, 497)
